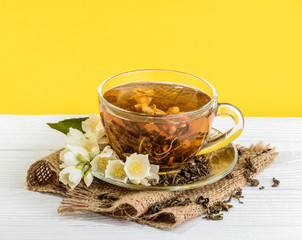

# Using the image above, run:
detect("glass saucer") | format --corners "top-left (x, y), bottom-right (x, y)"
top-left (93, 128), bottom-right (238, 191)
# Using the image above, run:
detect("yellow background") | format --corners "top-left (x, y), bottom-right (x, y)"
top-left (1, 0), bottom-right (301, 116)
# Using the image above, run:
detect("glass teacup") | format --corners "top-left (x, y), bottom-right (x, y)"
top-left (98, 70), bottom-right (244, 172)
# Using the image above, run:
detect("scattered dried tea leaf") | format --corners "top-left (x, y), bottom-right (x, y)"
top-left (97, 193), bottom-right (119, 208)
top-left (148, 202), bottom-right (163, 214)
top-left (227, 188), bottom-right (244, 204)
top-left (196, 196), bottom-right (210, 209)
top-left (216, 201), bottom-right (233, 211)
top-left (179, 198), bottom-right (192, 206)
top-left (203, 213), bottom-right (223, 221)
top-left (98, 193), bottom-right (119, 201)
top-left (158, 155), bottom-right (211, 186)
top-left (238, 149), bottom-right (244, 156)
top-left (272, 177), bottom-right (280, 187)
top-left (261, 148), bottom-right (272, 154)
top-left (164, 197), bottom-right (192, 208)
top-left (200, 198), bottom-right (233, 221)
top-left (243, 158), bottom-right (261, 187)
top-left (142, 197), bottom-right (192, 217)
top-left (226, 173), bottom-right (234, 179)
top-left (248, 178), bottom-right (259, 187)
top-left (245, 158), bottom-right (257, 173)
top-left (243, 170), bottom-right (251, 180)
top-left (207, 206), bottom-right (220, 214)
top-left (259, 186), bottom-right (265, 190)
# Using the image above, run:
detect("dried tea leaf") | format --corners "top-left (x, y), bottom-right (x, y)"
top-left (259, 186), bottom-right (265, 190)
top-left (97, 193), bottom-right (119, 208)
top-left (98, 193), bottom-right (119, 201)
top-left (243, 170), bottom-right (251, 180)
top-left (272, 177), bottom-right (280, 187)
top-left (262, 148), bottom-right (272, 154)
top-left (164, 197), bottom-right (192, 208)
top-left (207, 206), bottom-right (220, 214)
top-left (149, 203), bottom-right (163, 214)
top-left (226, 173), bottom-right (234, 179)
top-left (196, 196), bottom-right (209, 208)
top-left (158, 155), bottom-right (211, 186)
top-left (203, 213), bottom-right (223, 221)
top-left (248, 179), bottom-right (259, 187)
top-left (164, 197), bottom-right (181, 207)
top-left (238, 149), bottom-right (244, 156)
top-left (216, 201), bottom-right (233, 211)
top-left (245, 158), bottom-right (257, 173)
top-left (178, 198), bottom-right (192, 206)
top-left (227, 188), bottom-right (244, 204)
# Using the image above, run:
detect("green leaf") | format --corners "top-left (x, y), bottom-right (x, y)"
top-left (47, 117), bottom-right (88, 135)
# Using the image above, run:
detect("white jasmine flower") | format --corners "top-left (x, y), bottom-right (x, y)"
top-left (60, 144), bottom-right (90, 168)
top-left (59, 166), bottom-right (83, 189)
top-left (90, 146), bottom-right (119, 176)
top-left (59, 148), bottom-right (69, 162)
top-left (81, 137), bottom-right (100, 158)
top-left (133, 164), bottom-right (160, 186)
top-left (84, 169), bottom-right (93, 187)
top-left (66, 128), bottom-right (86, 146)
top-left (148, 164), bottom-right (160, 183)
top-left (66, 128), bottom-right (100, 158)
top-left (102, 145), bottom-right (119, 158)
top-left (105, 160), bottom-right (128, 183)
top-left (124, 153), bottom-right (150, 185)
top-left (82, 113), bottom-right (106, 141)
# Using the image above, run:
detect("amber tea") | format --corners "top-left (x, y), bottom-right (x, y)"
top-left (100, 82), bottom-right (216, 171)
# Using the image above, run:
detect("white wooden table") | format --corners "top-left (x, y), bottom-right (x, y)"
top-left (0, 115), bottom-right (302, 240)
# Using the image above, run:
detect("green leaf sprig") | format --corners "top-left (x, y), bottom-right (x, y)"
top-left (47, 117), bottom-right (88, 134)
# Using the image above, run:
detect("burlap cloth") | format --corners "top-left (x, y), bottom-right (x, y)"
top-left (26, 142), bottom-right (277, 229)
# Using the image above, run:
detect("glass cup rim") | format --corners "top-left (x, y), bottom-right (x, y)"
top-left (98, 69), bottom-right (218, 118)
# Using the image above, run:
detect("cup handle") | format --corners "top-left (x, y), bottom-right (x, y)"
top-left (198, 103), bottom-right (244, 155)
